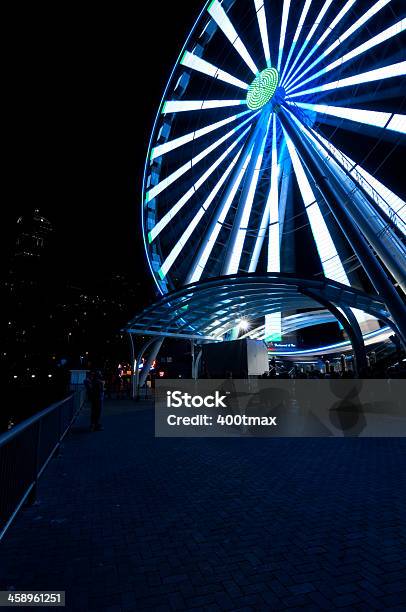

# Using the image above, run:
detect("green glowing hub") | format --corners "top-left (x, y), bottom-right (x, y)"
top-left (246, 68), bottom-right (279, 110)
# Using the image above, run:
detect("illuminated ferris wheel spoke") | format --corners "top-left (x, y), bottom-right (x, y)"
top-left (188, 118), bottom-right (270, 283)
top-left (187, 152), bottom-right (253, 284)
top-left (145, 111), bottom-right (257, 203)
top-left (247, 206), bottom-right (269, 273)
top-left (293, 102), bottom-right (406, 135)
top-left (277, 0), bottom-right (291, 73)
top-left (282, 0), bottom-right (334, 87)
top-left (162, 99), bottom-right (246, 113)
top-left (267, 115), bottom-right (281, 275)
top-left (286, 19), bottom-right (406, 94)
top-left (282, 126), bottom-right (350, 286)
top-left (280, 0), bottom-right (313, 84)
top-left (150, 109), bottom-right (253, 160)
top-left (284, 0), bottom-right (357, 90)
top-left (148, 123), bottom-right (254, 242)
top-left (285, 107), bottom-right (406, 233)
top-left (207, 0), bottom-right (258, 75)
top-left (386, 115), bottom-right (406, 134)
top-left (277, 157), bottom-right (292, 249)
top-left (287, 61), bottom-right (406, 99)
top-left (254, 0), bottom-right (271, 67)
top-left (224, 114), bottom-right (272, 275)
top-left (286, 0), bottom-right (391, 91)
top-left (248, 115), bottom-right (280, 273)
top-left (180, 51), bottom-right (249, 90)
top-left (158, 149), bottom-right (243, 279)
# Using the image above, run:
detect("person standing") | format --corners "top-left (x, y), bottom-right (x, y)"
top-left (84, 371), bottom-right (92, 402)
top-left (89, 370), bottom-right (104, 431)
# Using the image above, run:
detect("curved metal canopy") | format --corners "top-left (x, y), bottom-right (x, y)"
top-left (126, 273), bottom-right (391, 341)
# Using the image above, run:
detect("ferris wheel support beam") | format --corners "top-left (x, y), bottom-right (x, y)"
top-left (286, 109), bottom-right (406, 291)
top-left (299, 121), bottom-right (406, 233)
top-left (279, 109), bottom-right (406, 347)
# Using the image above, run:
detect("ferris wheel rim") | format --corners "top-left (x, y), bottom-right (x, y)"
top-left (141, 0), bottom-right (214, 295)
top-left (142, 0), bottom-right (406, 311)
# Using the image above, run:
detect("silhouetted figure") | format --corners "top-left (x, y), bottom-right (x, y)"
top-left (84, 371), bottom-right (92, 402)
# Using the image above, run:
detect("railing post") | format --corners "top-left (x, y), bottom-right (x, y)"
top-left (54, 398), bottom-right (63, 458)
top-left (25, 420), bottom-right (42, 507)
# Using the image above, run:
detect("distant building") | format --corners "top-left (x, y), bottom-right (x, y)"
top-left (15, 209), bottom-right (53, 259)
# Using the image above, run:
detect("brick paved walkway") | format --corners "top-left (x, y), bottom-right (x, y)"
top-left (1, 400), bottom-right (406, 611)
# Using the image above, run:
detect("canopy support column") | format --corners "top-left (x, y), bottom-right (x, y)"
top-left (303, 290), bottom-right (367, 375)
top-left (191, 341), bottom-right (202, 379)
top-left (138, 338), bottom-right (164, 395)
top-left (128, 335), bottom-right (163, 400)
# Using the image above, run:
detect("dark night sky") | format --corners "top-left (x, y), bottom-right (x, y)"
top-left (3, 2), bottom-right (200, 289)
top-left (3, 1), bottom-right (404, 292)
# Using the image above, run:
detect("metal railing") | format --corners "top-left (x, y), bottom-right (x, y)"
top-left (0, 390), bottom-right (85, 541)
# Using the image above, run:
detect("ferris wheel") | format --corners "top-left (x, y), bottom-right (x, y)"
top-left (142, 0), bottom-right (406, 346)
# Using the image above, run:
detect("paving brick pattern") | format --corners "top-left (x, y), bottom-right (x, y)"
top-left (1, 400), bottom-right (405, 611)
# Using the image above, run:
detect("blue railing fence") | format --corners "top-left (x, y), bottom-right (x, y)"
top-left (0, 390), bottom-right (85, 541)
